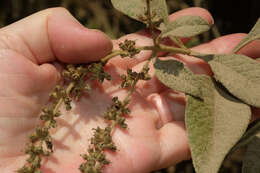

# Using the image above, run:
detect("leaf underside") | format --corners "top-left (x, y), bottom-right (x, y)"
top-left (111, 0), bottom-right (168, 25)
top-left (154, 59), bottom-right (251, 173)
top-left (186, 76), bottom-right (251, 173)
top-left (161, 15), bottom-right (210, 38)
top-left (209, 54), bottom-right (260, 108)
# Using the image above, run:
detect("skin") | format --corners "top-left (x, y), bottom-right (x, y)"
top-left (0, 7), bottom-right (259, 173)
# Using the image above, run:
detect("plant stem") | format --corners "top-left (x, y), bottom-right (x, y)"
top-left (123, 49), bottom-right (156, 106)
top-left (146, 0), bottom-right (157, 45)
top-left (158, 44), bottom-right (191, 55)
top-left (170, 36), bottom-right (187, 49)
top-left (101, 50), bottom-right (127, 64)
top-left (53, 99), bottom-right (63, 114)
top-left (53, 82), bottom-right (75, 114)
top-left (123, 79), bottom-right (138, 106)
top-left (66, 82), bottom-right (75, 95)
top-left (99, 44), bottom-right (193, 66)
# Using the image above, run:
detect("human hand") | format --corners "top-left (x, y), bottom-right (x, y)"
top-left (0, 8), bottom-right (112, 172)
top-left (0, 7), bottom-right (259, 173)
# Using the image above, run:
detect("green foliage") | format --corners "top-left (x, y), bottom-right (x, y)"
top-left (160, 15), bottom-right (211, 38)
top-left (208, 54), bottom-right (260, 108)
top-left (154, 58), bottom-right (201, 97)
top-left (111, 0), bottom-right (168, 26)
top-left (233, 18), bottom-right (260, 53)
top-left (152, 3), bottom-right (260, 173)
top-left (185, 76), bottom-right (251, 173)
top-left (154, 57), bottom-right (252, 173)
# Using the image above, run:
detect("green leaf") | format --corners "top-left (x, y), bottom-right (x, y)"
top-left (186, 76), bottom-right (251, 173)
top-left (160, 15), bottom-right (210, 38)
top-left (111, 0), bottom-right (168, 25)
top-left (154, 58), bottom-right (201, 97)
top-left (242, 132), bottom-right (260, 173)
top-left (233, 18), bottom-right (260, 53)
top-left (208, 54), bottom-right (260, 108)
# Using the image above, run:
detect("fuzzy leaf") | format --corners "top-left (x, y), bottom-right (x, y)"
top-left (111, 0), bottom-right (168, 25)
top-left (208, 54), bottom-right (260, 108)
top-left (242, 132), bottom-right (260, 173)
top-left (161, 15), bottom-right (210, 38)
top-left (154, 58), bottom-right (201, 97)
top-left (186, 75), bottom-right (251, 173)
top-left (233, 18), bottom-right (260, 53)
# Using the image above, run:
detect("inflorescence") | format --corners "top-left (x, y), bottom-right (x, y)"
top-left (18, 1), bottom-right (162, 172)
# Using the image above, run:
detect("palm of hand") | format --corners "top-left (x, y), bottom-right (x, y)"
top-left (0, 37), bottom-right (189, 173)
top-left (1, 7), bottom-right (260, 173)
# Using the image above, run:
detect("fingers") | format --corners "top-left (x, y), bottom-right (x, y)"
top-left (236, 37), bottom-right (260, 59)
top-left (38, 63), bottom-right (60, 92)
top-left (109, 7), bottom-right (214, 69)
top-left (147, 89), bottom-right (186, 129)
top-left (157, 121), bottom-right (190, 169)
top-left (153, 33), bottom-right (260, 169)
top-left (132, 33), bottom-right (260, 99)
top-left (0, 7), bottom-right (112, 64)
top-left (135, 33), bottom-right (260, 130)
top-left (171, 7), bottom-right (214, 24)
top-left (0, 49), bottom-right (58, 94)
top-left (110, 34), bottom-right (155, 69)
top-left (173, 34), bottom-right (252, 76)
top-left (171, 33), bottom-right (260, 76)
top-left (47, 9), bottom-right (112, 63)
top-left (159, 90), bottom-right (186, 122)
top-left (147, 93), bottom-right (173, 128)
top-left (0, 50), bottom-right (58, 118)
top-left (193, 33), bottom-right (260, 56)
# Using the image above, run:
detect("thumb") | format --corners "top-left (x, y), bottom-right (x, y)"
top-left (0, 7), bottom-right (113, 97)
top-left (0, 7), bottom-right (113, 64)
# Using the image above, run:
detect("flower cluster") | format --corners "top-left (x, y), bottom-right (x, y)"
top-left (79, 127), bottom-right (116, 173)
top-left (18, 86), bottom-right (68, 173)
top-left (62, 64), bottom-right (90, 100)
top-left (103, 97), bottom-right (130, 129)
top-left (119, 39), bottom-right (140, 58)
top-left (121, 67), bottom-right (151, 89)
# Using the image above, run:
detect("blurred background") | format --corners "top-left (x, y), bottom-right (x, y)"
top-left (0, 0), bottom-right (259, 39)
top-left (0, 0), bottom-right (259, 172)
